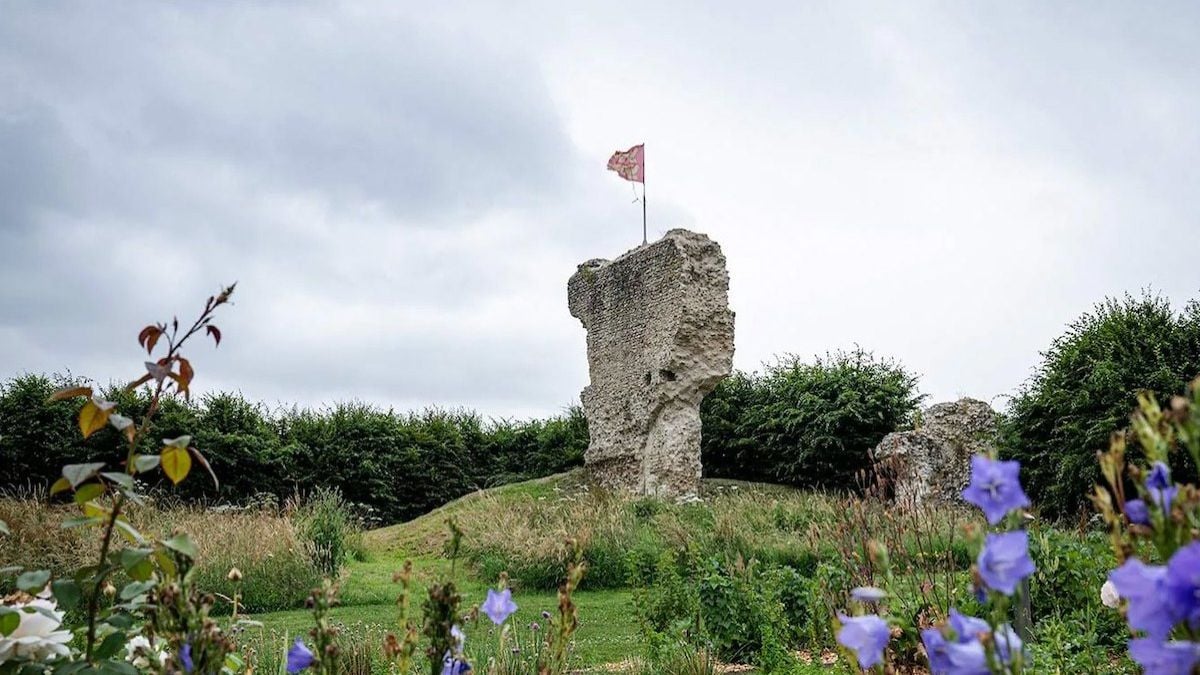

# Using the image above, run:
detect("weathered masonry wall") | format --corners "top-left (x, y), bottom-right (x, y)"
top-left (567, 229), bottom-right (734, 498)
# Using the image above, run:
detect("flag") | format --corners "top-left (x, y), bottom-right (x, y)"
top-left (607, 144), bottom-right (644, 183)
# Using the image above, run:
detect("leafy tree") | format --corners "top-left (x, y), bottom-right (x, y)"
top-left (1002, 292), bottom-right (1200, 519)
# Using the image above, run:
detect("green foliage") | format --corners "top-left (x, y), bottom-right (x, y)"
top-left (701, 348), bottom-right (923, 490)
top-left (696, 558), bottom-right (790, 668)
top-left (1030, 615), bottom-right (1133, 674)
top-left (1003, 292), bottom-right (1200, 518)
top-left (1026, 528), bottom-right (1124, 647)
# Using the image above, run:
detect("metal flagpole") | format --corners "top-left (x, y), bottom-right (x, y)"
top-left (642, 147), bottom-right (647, 244)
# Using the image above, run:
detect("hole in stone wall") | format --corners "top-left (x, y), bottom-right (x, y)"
top-left (659, 369), bottom-right (676, 381)
top-left (644, 372), bottom-right (652, 385)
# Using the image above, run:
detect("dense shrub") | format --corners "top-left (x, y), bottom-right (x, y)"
top-left (1002, 292), bottom-right (1200, 519)
top-left (700, 348), bottom-right (923, 490)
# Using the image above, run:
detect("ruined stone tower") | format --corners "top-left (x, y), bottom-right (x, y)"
top-left (567, 229), bottom-right (734, 498)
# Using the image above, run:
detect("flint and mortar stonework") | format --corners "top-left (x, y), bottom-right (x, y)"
top-left (872, 398), bottom-right (999, 504)
top-left (568, 229), bottom-right (735, 498)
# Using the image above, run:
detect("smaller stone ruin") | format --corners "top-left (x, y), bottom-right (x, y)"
top-left (567, 229), bottom-right (735, 499)
top-left (872, 398), bottom-right (999, 505)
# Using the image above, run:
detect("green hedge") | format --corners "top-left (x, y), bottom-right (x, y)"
top-left (1002, 292), bottom-right (1200, 519)
top-left (1, 349), bottom-right (924, 520)
top-left (0, 374), bottom-right (586, 524)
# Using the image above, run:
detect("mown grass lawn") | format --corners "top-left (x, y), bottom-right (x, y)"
top-left (251, 557), bottom-right (641, 668)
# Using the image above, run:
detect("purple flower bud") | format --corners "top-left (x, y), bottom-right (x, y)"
top-left (1126, 499), bottom-right (1150, 525)
top-left (179, 644), bottom-right (194, 674)
top-left (1146, 462), bottom-right (1171, 490)
top-left (993, 624), bottom-right (1027, 665)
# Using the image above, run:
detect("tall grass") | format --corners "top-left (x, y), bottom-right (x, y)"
top-left (0, 490), bottom-right (323, 612)
top-left (292, 487), bottom-right (364, 576)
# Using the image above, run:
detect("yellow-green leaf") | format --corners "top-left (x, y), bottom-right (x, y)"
top-left (77, 399), bottom-right (115, 439)
top-left (161, 445), bottom-right (191, 485)
top-left (74, 482), bottom-right (105, 505)
top-left (114, 518), bottom-right (145, 545)
top-left (82, 501), bottom-right (110, 519)
top-left (50, 477), bottom-right (72, 495)
top-left (78, 400), bottom-right (103, 438)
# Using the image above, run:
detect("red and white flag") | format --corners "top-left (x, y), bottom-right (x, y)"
top-left (607, 144), bottom-right (644, 183)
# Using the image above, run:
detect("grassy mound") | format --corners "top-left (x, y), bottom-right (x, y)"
top-left (367, 470), bottom-right (977, 592)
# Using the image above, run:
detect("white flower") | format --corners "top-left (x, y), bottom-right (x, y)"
top-left (1100, 579), bottom-right (1120, 609)
top-left (125, 635), bottom-right (167, 669)
top-left (0, 598), bottom-right (72, 664)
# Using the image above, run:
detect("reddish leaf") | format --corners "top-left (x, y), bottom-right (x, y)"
top-left (169, 373), bottom-right (189, 400)
top-left (177, 357), bottom-right (194, 388)
top-left (137, 326), bottom-right (163, 355)
top-left (48, 385), bottom-right (92, 402)
top-left (206, 325), bottom-right (222, 347)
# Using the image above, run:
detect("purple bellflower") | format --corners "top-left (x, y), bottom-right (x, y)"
top-left (961, 456), bottom-right (1030, 525)
top-left (1165, 542), bottom-right (1200, 632)
top-left (921, 627), bottom-right (989, 675)
top-left (1109, 558), bottom-right (1174, 639)
top-left (977, 530), bottom-right (1036, 595)
top-left (287, 638), bottom-right (316, 673)
top-left (836, 613), bottom-right (890, 669)
top-left (481, 588), bottom-right (518, 625)
top-left (948, 609), bottom-right (989, 643)
top-left (1128, 638), bottom-right (1200, 675)
top-left (441, 652), bottom-right (472, 675)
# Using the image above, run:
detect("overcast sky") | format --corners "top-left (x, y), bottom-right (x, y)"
top-left (3, 2), bottom-right (1199, 418)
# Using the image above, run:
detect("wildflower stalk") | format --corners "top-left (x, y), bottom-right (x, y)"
top-left (78, 286), bottom-right (234, 662)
